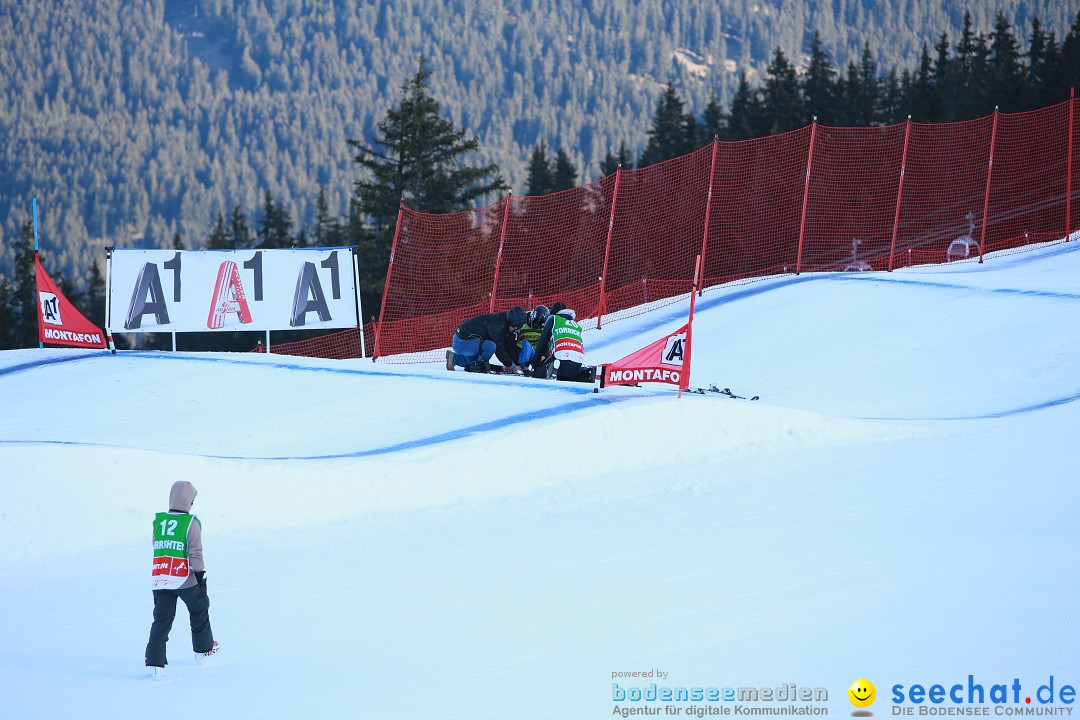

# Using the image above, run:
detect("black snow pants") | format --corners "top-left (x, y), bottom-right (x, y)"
top-left (145, 585), bottom-right (214, 667)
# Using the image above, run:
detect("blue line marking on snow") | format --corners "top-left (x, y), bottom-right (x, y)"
top-left (858, 390), bottom-right (1080, 421)
top-left (589, 275), bottom-right (817, 352)
top-left (212, 393), bottom-right (632, 460)
top-left (0, 349), bottom-right (596, 397)
top-left (0, 393), bottom-right (635, 460)
top-left (827, 274), bottom-right (1080, 300)
top-left (0, 352), bottom-right (109, 378)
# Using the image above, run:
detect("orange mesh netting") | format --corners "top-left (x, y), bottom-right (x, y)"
top-left (265, 100), bottom-right (1077, 363)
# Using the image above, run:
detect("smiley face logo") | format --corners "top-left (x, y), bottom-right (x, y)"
top-left (848, 679), bottom-right (876, 709)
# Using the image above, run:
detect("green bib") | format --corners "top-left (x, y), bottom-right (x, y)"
top-left (551, 314), bottom-right (585, 363)
top-left (151, 512), bottom-right (195, 589)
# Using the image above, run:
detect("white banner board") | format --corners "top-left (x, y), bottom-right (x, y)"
top-left (107, 247), bottom-right (360, 333)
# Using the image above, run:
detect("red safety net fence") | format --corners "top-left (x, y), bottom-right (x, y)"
top-left (266, 99), bottom-right (1078, 363)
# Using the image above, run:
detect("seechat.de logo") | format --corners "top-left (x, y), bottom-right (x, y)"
top-left (850, 679), bottom-right (877, 716)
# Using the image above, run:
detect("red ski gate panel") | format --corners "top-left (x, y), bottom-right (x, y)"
top-left (267, 100), bottom-right (1079, 362)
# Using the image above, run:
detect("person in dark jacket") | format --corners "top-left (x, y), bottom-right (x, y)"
top-left (145, 481), bottom-right (219, 680)
top-left (446, 306), bottom-right (528, 373)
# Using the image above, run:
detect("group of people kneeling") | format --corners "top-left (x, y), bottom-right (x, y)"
top-left (446, 302), bottom-right (596, 383)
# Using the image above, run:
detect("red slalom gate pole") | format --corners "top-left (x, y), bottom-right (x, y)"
top-left (597, 166), bottom-right (622, 329)
top-left (372, 199), bottom-right (405, 362)
top-left (489, 193), bottom-right (512, 313)
top-left (1067, 88), bottom-right (1075, 241)
top-left (796, 119), bottom-right (818, 275)
top-left (978, 108), bottom-right (999, 264)
top-left (888, 117), bottom-right (912, 272)
top-left (697, 137), bottom-right (720, 295)
top-left (679, 254), bottom-right (702, 399)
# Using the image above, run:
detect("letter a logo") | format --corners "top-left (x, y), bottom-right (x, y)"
top-left (125, 263), bottom-right (171, 330)
top-left (207, 261), bottom-right (253, 329)
top-left (290, 262), bottom-right (332, 327)
top-left (662, 333), bottom-right (686, 367)
top-left (39, 292), bottom-right (62, 325)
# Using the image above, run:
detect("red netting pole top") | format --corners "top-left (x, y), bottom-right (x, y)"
top-left (494, 177), bottom-right (616, 321)
top-left (795, 119), bottom-right (818, 274)
top-left (597, 166), bottom-right (623, 328)
top-left (888, 118), bottom-right (913, 272)
top-left (376, 198), bottom-right (505, 360)
top-left (1069, 88), bottom-right (1076, 240)
top-left (489, 194), bottom-right (512, 312)
top-left (978, 108), bottom-right (1000, 263)
top-left (373, 199), bottom-right (405, 361)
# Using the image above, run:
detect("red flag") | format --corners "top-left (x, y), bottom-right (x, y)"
top-left (602, 323), bottom-right (690, 391)
top-left (601, 255), bottom-right (702, 396)
top-left (35, 255), bottom-right (106, 349)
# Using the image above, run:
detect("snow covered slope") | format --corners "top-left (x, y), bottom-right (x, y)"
top-left (1, 242), bottom-right (1078, 719)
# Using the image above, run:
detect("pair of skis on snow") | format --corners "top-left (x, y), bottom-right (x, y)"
top-left (468, 365), bottom-right (760, 400)
top-left (686, 384), bottom-right (760, 401)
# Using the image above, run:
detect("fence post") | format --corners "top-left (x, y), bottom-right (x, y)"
top-left (697, 137), bottom-right (720, 295)
top-left (489, 193), bottom-right (512, 312)
top-left (796, 118), bottom-right (818, 275)
top-left (596, 167), bottom-right (622, 328)
top-left (978, 108), bottom-right (999, 263)
top-left (1068, 88), bottom-right (1075, 241)
top-left (372, 199), bottom-right (404, 362)
top-left (888, 117), bottom-right (912, 272)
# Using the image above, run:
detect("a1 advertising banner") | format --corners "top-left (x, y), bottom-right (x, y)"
top-left (35, 255), bottom-right (107, 349)
top-left (107, 247), bottom-right (359, 333)
top-left (602, 323), bottom-right (690, 390)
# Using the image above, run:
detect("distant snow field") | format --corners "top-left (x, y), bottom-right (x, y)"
top-left (1, 241), bottom-right (1078, 719)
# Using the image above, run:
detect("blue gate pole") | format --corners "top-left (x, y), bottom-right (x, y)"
top-left (33, 198), bottom-right (42, 348)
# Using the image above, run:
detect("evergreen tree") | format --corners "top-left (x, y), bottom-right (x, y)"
top-left (724, 72), bottom-right (764, 140)
top-left (229, 204), bottom-right (252, 249)
top-left (205, 212), bottom-right (229, 250)
top-left (0, 276), bottom-right (13, 350)
top-left (1026, 18), bottom-right (1051, 109)
top-left (171, 231), bottom-right (185, 250)
top-left (909, 42), bottom-right (940, 121)
top-left (552, 148), bottom-right (578, 192)
top-left (7, 221), bottom-right (38, 349)
top-left (1062, 11), bottom-right (1080, 93)
top-left (638, 85), bottom-right (695, 167)
top-left (762, 48), bottom-right (806, 133)
top-left (880, 69), bottom-right (904, 124)
top-left (802, 32), bottom-right (838, 125)
top-left (851, 42), bottom-right (881, 125)
top-left (988, 13), bottom-right (1023, 112)
top-left (598, 141), bottom-right (632, 177)
top-left (956, 11), bottom-right (978, 74)
top-left (839, 61), bottom-right (861, 125)
top-left (700, 93), bottom-right (725, 144)
top-left (948, 12), bottom-right (989, 117)
top-left (934, 32), bottom-right (961, 121)
top-left (258, 190), bottom-right (293, 249)
top-left (313, 186), bottom-right (337, 246)
top-left (1041, 31), bottom-right (1066, 107)
top-left (87, 257), bottom-right (106, 330)
top-left (526, 141), bottom-right (555, 196)
top-left (347, 55), bottom-right (505, 317)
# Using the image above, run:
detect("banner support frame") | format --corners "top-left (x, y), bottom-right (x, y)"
top-left (351, 245), bottom-right (366, 358)
top-left (105, 247), bottom-right (116, 353)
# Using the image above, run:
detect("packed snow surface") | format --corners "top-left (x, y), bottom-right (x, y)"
top-left (1, 242), bottom-right (1078, 719)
